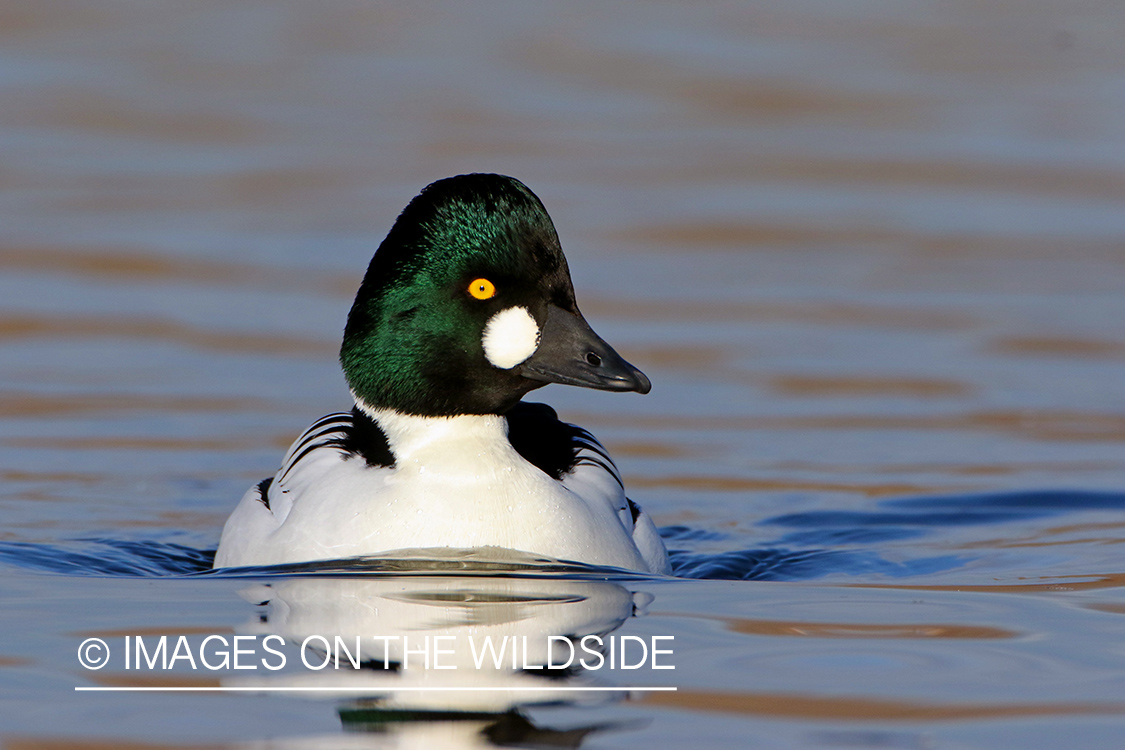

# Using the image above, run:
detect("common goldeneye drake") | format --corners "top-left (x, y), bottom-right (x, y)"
top-left (214, 174), bottom-right (669, 574)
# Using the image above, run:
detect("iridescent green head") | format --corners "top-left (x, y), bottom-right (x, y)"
top-left (341, 174), bottom-right (649, 417)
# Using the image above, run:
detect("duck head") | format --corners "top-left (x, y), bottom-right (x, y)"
top-left (341, 174), bottom-right (650, 417)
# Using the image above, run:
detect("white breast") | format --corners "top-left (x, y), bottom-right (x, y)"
top-left (214, 409), bottom-right (652, 572)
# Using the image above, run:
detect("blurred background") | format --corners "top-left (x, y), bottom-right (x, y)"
top-left (3, 2), bottom-right (1125, 748)
top-left (2, 0), bottom-right (1122, 558)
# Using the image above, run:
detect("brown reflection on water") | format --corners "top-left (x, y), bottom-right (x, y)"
top-left (113, 511), bottom-right (229, 531)
top-left (0, 656), bottom-right (33, 667)
top-left (0, 246), bottom-right (352, 295)
top-left (4, 436), bottom-right (265, 452)
top-left (609, 222), bottom-right (1125, 272)
top-left (0, 315), bottom-right (332, 358)
top-left (50, 168), bottom-right (374, 217)
top-left (624, 156), bottom-right (1125, 203)
top-left (83, 673), bottom-right (221, 690)
top-left (768, 375), bottom-right (971, 399)
top-left (584, 296), bottom-right (975, 331)
top-left (618, 345), bottom-right (728, 370)
top-left (0, 469), bottom-right (104, 484)
top-left (423, 105), bottom-right (583, 161)
top-left (526, 39), bottom-right (917, 125)
top-left (8, 91), bottom-right (254, 144)
top-left (850, 572), bottom-right (1125, 594)
top-left (7, 433), bottom-right (331, 452)
top-left (661, 613), bottom-right (1015, 640)
top-left (954, 521), bottom-right (1125, 551)
top-left (642, 689), bottom-right (1125, 721)
top-left (991, 335), bottom-right (1125, 360)
top-left (0, 392), bottom-right (272, 418)
top-left (609, 221), bottom-right (891, 250)
top-left (0, 2), bottom-right (112, 37)
top-left (625, 474), bottom-right (950, 498)
top-left (605, 440), bottom-right (689, 458)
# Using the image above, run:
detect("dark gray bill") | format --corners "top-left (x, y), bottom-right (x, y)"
top-left (519, 304), bottom-right (651, 394)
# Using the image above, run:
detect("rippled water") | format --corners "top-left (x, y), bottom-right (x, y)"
top-left (2, 2), bottom-right (1125, 748)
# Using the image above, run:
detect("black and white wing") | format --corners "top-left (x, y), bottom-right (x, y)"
top-left (505, 401), bottom-right (669, 574)
top-left (255, 409), bottom-right (395, 521)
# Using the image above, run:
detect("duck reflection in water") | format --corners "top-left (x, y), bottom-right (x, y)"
top-left (224, 562), bottom-right (657, 747)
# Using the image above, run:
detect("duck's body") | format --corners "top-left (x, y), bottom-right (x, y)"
top-left (214, 174), bottom-right (669, 573)
top-left (214, 402), bottom-right (668, 571)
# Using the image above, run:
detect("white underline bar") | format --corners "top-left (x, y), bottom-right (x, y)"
top-left (75, 685), bottom-right (677, 692)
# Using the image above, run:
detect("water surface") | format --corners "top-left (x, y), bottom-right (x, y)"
top-left (2, 2), bottom-right (1124, 748)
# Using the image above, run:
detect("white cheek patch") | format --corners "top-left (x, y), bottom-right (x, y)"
top-left (482, 306), bottom-right (540, 369)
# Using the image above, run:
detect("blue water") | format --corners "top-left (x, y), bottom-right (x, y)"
top-left (5, 489), bottom-right (1122, 582)
top-left (3, 1), bottom-right (1125, 748)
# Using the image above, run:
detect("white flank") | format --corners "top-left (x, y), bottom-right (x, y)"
top-left (215, 398), bottom-right (667, 573)
top-left (481, 306), bottom-right (540, 369)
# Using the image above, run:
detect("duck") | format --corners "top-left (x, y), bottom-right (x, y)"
top-left (213, 174), bottom-right (670, 574)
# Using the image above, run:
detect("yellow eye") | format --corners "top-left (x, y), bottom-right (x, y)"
top-left (468, 278), bottom-right (496, 300)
